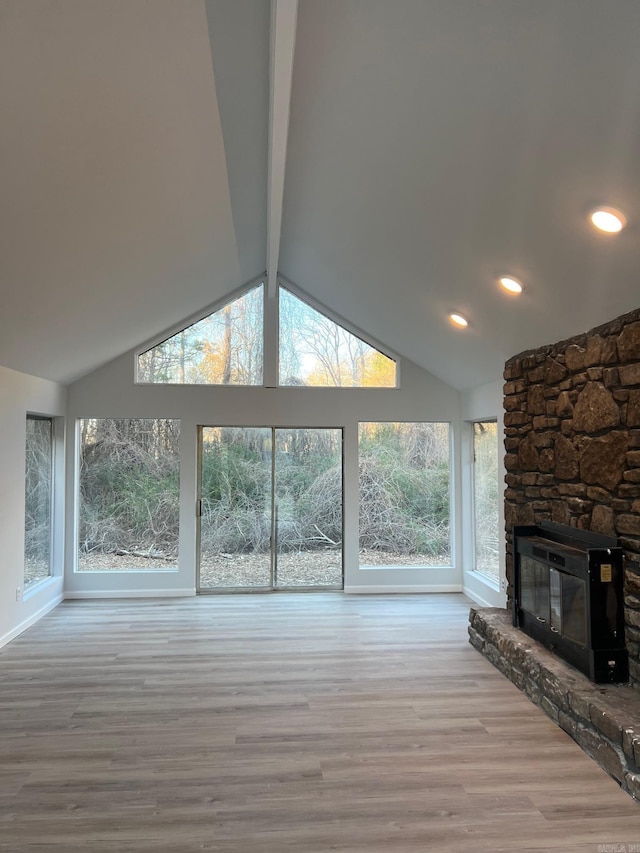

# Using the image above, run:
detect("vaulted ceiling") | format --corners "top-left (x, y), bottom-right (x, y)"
top-left (2, 0), bottom-right (640, 391)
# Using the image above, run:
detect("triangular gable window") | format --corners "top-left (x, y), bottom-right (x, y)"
top-left (278, 287), bottom-right (396, 387)
top-left (137, 284), bottom-right (263, 385)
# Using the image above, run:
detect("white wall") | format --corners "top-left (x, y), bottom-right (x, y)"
top-left (66, 345), bottom-right (465, 596)
top-left (0, 366), bottom-right (66, 647)
top-left (460, 378), bottom-right (506, 607)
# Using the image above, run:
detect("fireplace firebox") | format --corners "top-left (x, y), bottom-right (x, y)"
top-left (512, 521), bottom-right (628, 683)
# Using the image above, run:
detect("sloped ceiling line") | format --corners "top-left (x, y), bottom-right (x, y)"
top-left (266, 0), bottom-right (298, 297)
top-left (2, 1), bottom-right (640, 392)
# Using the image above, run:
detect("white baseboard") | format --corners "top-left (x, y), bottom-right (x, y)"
top-left (0, 593), bottom-right (64, 650)
top-left (344, 584), bottom-right (463, 594)
top-left (64, 589), bottom-right (196, 599)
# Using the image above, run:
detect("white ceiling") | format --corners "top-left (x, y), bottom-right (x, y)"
top-left (1, 0), bottom-right (640, 390)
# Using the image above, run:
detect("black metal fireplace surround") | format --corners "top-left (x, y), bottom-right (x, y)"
top-left (512, 521), bottom-right (628, 683)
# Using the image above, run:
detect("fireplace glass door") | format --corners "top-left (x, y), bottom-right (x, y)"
top-left (520, 556), bottom-right (550, 623)
top-left (549, 568), bottom-right (561, 633)
top-left (519, 555), bottom-right (587, 647)
top-left (561, 573), bottom-right (587, 646)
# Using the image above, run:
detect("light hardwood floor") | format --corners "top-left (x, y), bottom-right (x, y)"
top-left (1, 593), bottom-right (640, 852)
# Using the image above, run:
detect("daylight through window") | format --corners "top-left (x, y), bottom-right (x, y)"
top-left (358, 422), bottom-right (451, 567)
top-left (78, 419), bottom-right (180, 572)
top-left (279, 288), bottom-right (396, 387)
top-left (24, 416), bottom-right (54, 588)
top-left (473, 420), bottom-right (499, 582)
top-left (138, 285), bottom-right (263, 385)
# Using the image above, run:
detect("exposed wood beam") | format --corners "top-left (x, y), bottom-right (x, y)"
top-left (266, 0), bottom-right (298, 297)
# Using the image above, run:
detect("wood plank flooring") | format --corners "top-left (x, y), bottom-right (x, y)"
top-left (1, 593), bottom-right (640, 852)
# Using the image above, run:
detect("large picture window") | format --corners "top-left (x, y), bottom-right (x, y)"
top-left (78, 419), bottom-right (180, 571)
top-left (24, 415), bottom-right (54, 588)
top-left (358, 422), bottom-right (451, 567)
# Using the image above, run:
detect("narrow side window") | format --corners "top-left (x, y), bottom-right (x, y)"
top-left (473, 420), bottom-right (499, 582)
top-left (24, 415), bottom-right (53, 588)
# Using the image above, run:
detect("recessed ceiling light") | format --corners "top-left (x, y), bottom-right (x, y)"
top-left (499, 276), bottom-right (523, 295)
top-left (449, 312), bottom-right (468, 328)
top-left (590, 207), bottom-right (627, 233)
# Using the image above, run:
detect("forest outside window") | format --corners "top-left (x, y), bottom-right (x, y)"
top-left (358, 422), bottom-right (451, 568)
top-left (78, 419), bottom-right (180, 572)
top-left (135, 281), bottom-right (398, 388)
top-left (137, 284), bottom-right (263, 385)
top-left (24, 415), bottom-right (54, 588)
top-left (279, 287), bottom-right (397, 387)
top-left (198, 426), bottom-right (343, 591)
top-left (473, 420), bottom-right (499, 583)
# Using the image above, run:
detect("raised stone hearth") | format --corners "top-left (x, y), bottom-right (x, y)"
top-left (469, 607), bottom-right (640, 801)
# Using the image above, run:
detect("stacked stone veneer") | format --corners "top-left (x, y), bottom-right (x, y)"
top-left (504, 307), bottom-right (640, 686)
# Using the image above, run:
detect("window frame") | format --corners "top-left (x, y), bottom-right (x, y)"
top-left (75, 418), bottom-right (181, 574)
top-left (24, 414), bottom-right (55, 590)
top-left (133, 274), bottom-right (402, 390)
top-left (134, 277), bottom-right (266, 386)
top-left (471, 419), bottom-right (500, 586)
top-left (277, 277), bottom-right (401, 389)
top-left (357, 420), bottom-right (453, 569)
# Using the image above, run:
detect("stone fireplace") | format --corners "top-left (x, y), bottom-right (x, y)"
top-left (503, 307), bottom-right (640, 686)
top-left (470, 306), bottom-right (640, 801)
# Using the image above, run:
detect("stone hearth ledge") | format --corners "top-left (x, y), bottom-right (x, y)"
top-left (469, 607), bottom-right (640, 801)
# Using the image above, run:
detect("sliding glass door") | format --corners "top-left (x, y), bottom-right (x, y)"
top-left (198, 427), bottom-right (271, 589)
top-left (273, 428), bottom-right (342, 588)
top-left (198, 427), bottom-right (342, 591)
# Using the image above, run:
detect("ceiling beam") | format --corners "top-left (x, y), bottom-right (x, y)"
top-left (266, 0), bottom-right (298, 297)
